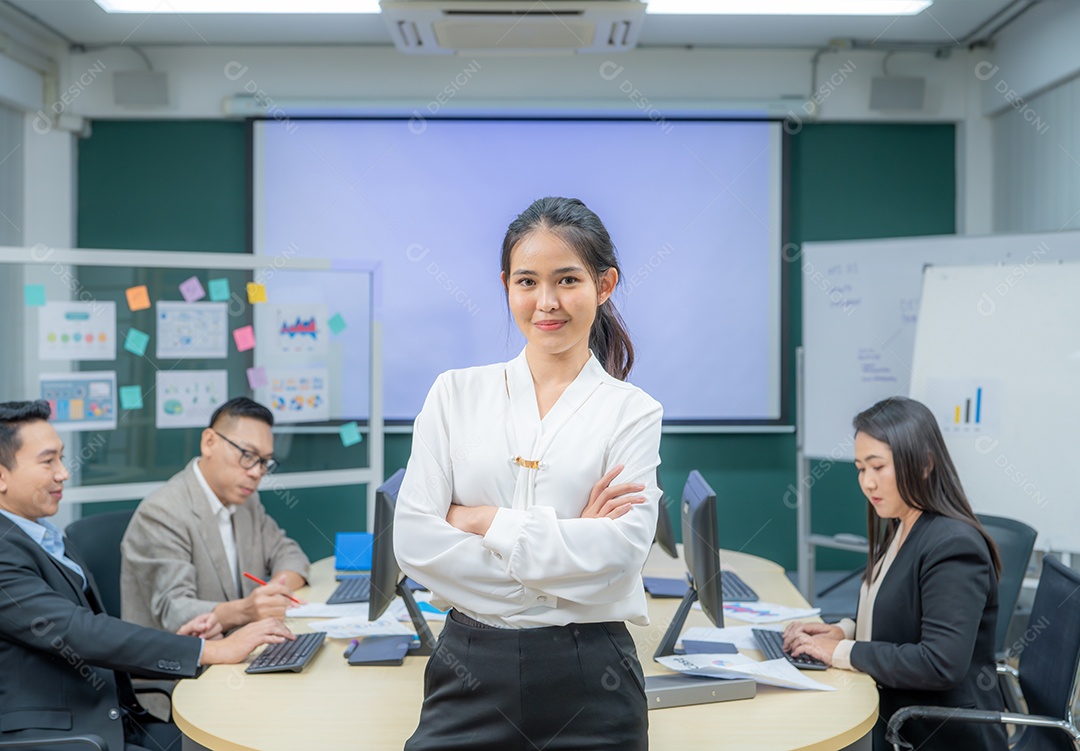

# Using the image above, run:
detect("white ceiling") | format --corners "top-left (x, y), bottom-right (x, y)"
top-left (3, 0), bottom-right (1026, 49)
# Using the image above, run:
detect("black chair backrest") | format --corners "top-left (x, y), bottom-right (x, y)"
top-left (977, 513), bottom-right (1037, 655)
top-left (64, 510), bottom-right (135, 619)
top-left (1014, 554), bottom-right (1080, 751)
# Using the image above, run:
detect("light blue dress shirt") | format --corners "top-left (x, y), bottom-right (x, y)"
top-left (0, 508), bottom-right (88, 590)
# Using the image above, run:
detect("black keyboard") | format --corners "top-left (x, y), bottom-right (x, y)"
top-left (327, 575), bottom-right (372, 604)
top-left (752, 628), bottom-right (828, 671)
top-left (245, 632), bottom-right (326, 674)
top-left (721, 571), bottom-right (759, 602)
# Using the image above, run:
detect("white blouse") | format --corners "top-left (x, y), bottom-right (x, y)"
top-left (394, 349), bottom-right (663, 629)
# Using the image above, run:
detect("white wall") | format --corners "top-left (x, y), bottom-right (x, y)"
top-left (64, 45), bottom-right (971, 122)
top-left (983, 0), bottom-right (1080, 233)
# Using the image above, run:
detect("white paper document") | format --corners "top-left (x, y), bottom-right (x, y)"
top-left (656, 653), bottom-right (836, 691)
top-left (284, 603), bottom-right (370, 619)
top-left (307, 615), bottom-right (415, 640)
top-left (705, 600), bottom-right (821, 624)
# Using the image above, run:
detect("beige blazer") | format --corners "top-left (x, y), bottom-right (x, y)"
top-left (120, 459), bottom-right (311, 632)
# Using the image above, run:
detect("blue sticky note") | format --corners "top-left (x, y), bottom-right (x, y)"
top-left (335, 532), bottom-right (373, 571)
top-left (124, 328), bottom-right (150, 357)
top-left (339, 421), bottom-right (363, 447)
top-left (24, 284), bottom-right (46, 307)
top-left (208, 278), bottom-right (231, 302)
top-left (119, 385), bottom-right (143, 410)
top-left (327, 313), bottom-right (347, 335)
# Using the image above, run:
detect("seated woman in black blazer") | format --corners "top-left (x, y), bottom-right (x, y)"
top-left (783, 397), bottom-right (1007, 751)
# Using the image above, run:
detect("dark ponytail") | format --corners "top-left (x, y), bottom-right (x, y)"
top-left (501, 197), bottom-right (635, 380)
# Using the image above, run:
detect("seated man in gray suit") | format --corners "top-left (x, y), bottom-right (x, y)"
top-left (122, 397), bottom-right (311, 633)
top-left (0, 400), bottom-right (293, 750)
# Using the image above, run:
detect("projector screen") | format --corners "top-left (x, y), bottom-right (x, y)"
top-left (253, 118), bottom-right (786, 424)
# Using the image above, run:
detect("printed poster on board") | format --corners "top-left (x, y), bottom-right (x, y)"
top-left (39, 371), bottom-right (117, 431)
top-left (256, 367), bottom-right (329, 424)
top-left (38, 302), bottom-right (117, 361)
top-left (155, 370), bottom-right (228, 429)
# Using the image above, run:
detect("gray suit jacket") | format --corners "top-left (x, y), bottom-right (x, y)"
top-left (121, 459), bottom-right (311, 632)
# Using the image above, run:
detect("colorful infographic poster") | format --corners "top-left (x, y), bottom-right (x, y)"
top-left (155, 370), bottom-right (228, 429)
top-left (156, 301), bottom-right (229, 359)
top-left (39, 371), bottom-right (117, 431)
top-left (257, 304), bottom-right (328, 357)
top-left (256, 367), bottom-right (330, 424)
top-left (39, 302), bottom-right (117, 361)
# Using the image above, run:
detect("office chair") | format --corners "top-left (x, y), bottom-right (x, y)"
top-left (886, 554), bottom-right (1080, 751)
top-left (978, 513), bottom-right (1038, 657)
top-left (0, 735), bottom-right (108, 749)
top-left (64, 510), bottom-right (174, 720)
top-left (64, 510), bottom-right (134, 619)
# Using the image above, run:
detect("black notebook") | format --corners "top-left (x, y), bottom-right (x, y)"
top-left (345, 635), bottom-right (415, 666)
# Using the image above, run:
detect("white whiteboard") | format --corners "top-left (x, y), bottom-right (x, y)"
top-left (801, 231), bottom-right (1080, 459)
top-left (910, 263), bottom-right (1080, 550)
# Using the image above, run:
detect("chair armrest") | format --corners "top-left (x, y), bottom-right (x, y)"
top-left (886, 706), bottom-right (1002, 750)
top-left (887, 706), bottom-right (1080, 751)
top-left (996, 661), bottom-right (1020, 680)
top-left (132, 679), bottom-right (175, 699)
top-left (0, 734), bottom-right (109, 750)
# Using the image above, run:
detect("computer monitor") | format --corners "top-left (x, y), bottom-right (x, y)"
top-left (654, 470), bottom-right (725, 659)
top-left (367, 468), bottom-right (435, 655)
top-left (654, 492), bottom-right (678, 559)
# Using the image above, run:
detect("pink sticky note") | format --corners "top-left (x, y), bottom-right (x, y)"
top-left (233, 325), bottom-right (256, 352)
top-left (179, 276), bottom-right (206, 302)
top-left (246, 366), bottom-right (268, 389)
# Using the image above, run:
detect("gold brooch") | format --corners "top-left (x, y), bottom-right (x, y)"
top-left (512, 456), bottom-right (541, 470)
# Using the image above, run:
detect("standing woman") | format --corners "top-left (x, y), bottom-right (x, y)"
top-left (784, 397), bottom-right (1007, 751)
top-left (394, 197), bottom-right (661, 751)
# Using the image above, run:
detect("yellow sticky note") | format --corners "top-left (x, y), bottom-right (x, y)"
top-left (246, 283), bottom-right (267, 304)
top-left (125, 285), bottom-right (151, 311)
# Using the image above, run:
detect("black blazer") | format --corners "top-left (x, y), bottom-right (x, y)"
top-left (0, 513), bottom-right (202, 750)
top-left (849, 512), bottom-right (1008, 751)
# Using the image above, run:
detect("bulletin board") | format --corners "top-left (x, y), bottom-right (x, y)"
top-left (0, 246), bottom-right (383, 522)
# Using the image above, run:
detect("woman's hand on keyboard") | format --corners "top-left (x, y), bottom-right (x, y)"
top-left (782, 621), bottom-right (842, 666)
top-left (199, 618), bottom-right (296, 665)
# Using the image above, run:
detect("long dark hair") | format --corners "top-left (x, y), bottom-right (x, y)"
top-left (501, 197), bottom-right (634, 381)
top-left (854, 397), bottom-right (1001, 584)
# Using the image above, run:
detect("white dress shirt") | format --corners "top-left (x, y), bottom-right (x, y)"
top-left (394, 349), bottom-right (663, 629)
top-left (832, 521), bottom-right (905, 670)
top-left (193, 459), bottom-right (240, 593)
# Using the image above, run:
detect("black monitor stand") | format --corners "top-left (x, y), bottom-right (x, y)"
top-left (654, 585), bottom-right (699, 660)
top-left (397, 580), bottom-right (436, 656)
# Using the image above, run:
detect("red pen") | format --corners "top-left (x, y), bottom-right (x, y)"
top-left (242, 571), bottom-right (302, 605)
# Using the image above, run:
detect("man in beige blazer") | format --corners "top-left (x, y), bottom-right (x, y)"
top-left (121, 397), bottom-right (310, 633)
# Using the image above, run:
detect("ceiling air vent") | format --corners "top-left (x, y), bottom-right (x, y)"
top-left (380, 0), bottom-right (647, 55)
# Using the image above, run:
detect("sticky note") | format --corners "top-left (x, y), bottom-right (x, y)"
top-left (208, 278), bottom-right (230, 302)
top-left (126, 285), bottom-right (151, 311)
top-left (246, 283), bottom-right (267, 304)
top-left (233, 325), bottom-right (256, 352)
top-left (24, 284), bottom-right (46, 307)
top-left (246, 366), bottom-right (268, 389)
top-left (119, 385), bottom-right (143, 410)
top-left (124, 328), bottom-right (150, 357)
top-left (339, 421), bottom-right (363, 447)
top-left (179, 276), bottom-right (206, 302)
top-left (328, 313), bottom-right (347, 335)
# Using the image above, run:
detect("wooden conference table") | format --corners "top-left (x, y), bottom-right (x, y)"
top-left (173, 548), bottom-right (877, 751)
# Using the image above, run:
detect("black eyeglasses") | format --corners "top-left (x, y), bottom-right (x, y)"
top-left (214, 431), bottom-right (279, 475)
